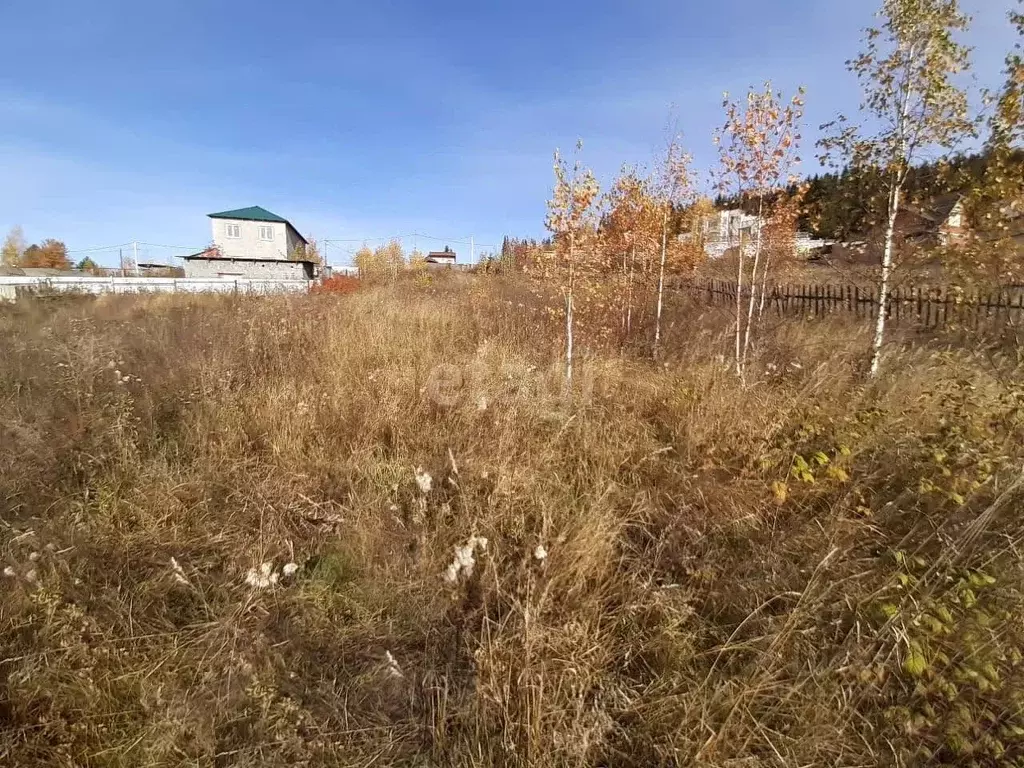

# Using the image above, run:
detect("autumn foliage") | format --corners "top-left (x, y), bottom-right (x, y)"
top-left (310, 274), bottom-right (361, 294)
top-left (18, 238), bottom-right (71, 270)
top-left (714, 83), bottom-right (805, 376)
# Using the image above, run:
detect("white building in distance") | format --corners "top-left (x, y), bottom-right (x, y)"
top-left (683, 209), bottom-right (832, 259)
top-left (184, 206), bottom-right (315, 280)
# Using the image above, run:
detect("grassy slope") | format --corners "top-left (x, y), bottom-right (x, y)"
top-left (1, 279), bottom-right (1023, 767)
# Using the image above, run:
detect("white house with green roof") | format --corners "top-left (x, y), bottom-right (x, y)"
top-left (184, 206), bottom-right (315, 280)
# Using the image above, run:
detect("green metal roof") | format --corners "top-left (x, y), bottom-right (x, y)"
top-left (206, 206), bottom-right (307, 244)
top-left (208, 206), bottom-right (289, 223)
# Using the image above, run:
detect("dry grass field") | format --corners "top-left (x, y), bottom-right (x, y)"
top-left (2, 276), bottom-right (1024, 767)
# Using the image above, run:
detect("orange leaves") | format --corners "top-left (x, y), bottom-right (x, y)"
top-left (603, 165), bottom-right (661, 271)
top-left (713, 82), bottom-right (805, 201)
top-left (19, 239), bottom-right (70, 270)
top-left (545, 145), bottom-right (600, 251)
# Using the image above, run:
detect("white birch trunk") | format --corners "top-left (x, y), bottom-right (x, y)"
top-left (871, 49), bottom-right (915, 378)
top-left (566, 234), bottom-right (575, 384)
top-left (626, 243), bottom-right (635, 337)
top-left (734, 232), bottom-right (745, 378)
top-left (566, 290), bottom-right (574, 384)
top-left (654, 210), bottom-right (669, 355)
top-left (757, 229), bottom-right (774, 320)
top-left (620, 250), bottom-right (628, 333)
top-left (870, 185), bottom-right (901, 377)
top-left (741, 197), bottom-right (765, 369)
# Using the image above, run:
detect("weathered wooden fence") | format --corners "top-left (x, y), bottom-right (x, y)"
top-left (679, 279), bottom-right (1024, 330)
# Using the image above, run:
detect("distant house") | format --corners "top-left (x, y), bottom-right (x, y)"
top-left (425, 247), bottom-right (457, 268)
top-left (898, 193), bottom-right (967, 246)
top-left (184, 206), bottom-right (315, 280)
top-left (696, 209), bottom-right (762, 259)
top-left (683, 209), bottom-right (832, 259)
top-left (826, 193), bottom-right (968, 266)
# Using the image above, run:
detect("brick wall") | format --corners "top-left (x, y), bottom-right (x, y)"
top-left (184, 258), bottom-right (312, 280)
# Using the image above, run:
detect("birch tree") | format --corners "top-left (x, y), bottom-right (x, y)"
top-left (819, 0), bottom-right (974, 376)
top-left (653, 136), bottom-right (694, 356)
top-left (1, 225), bottom-right (25, 266)
top-left (544, 142), bottom-right (601, 383)
top-left (604, 166), bottom-right (659, 342)
top-left (714, 83), bottom-right (805, 377)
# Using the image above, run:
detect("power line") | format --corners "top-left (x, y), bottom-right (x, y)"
top-left (322, 232), bottom-right (496, 250)
top-left (65, 242), bottom-right (132, 255)
top-left (136, 242), bottom-right (205, 251)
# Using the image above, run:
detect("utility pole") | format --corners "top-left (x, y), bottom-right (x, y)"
top-left (470, 235), bottom-right (474, 264)
top-left (132, 241), bottom-right (140, 276)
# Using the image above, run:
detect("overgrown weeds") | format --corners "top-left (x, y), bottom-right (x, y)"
top-left (1, 279), bottom-right (1023, 766)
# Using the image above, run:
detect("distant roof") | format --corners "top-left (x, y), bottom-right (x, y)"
top-left (208, 206), bottom-right (288, 223)
top-left (909, 193), bottom-right (964, 224)
top-left (426, 251), bottom-right (457, 260)
top-left (207, 206), bottom-right (308, 244)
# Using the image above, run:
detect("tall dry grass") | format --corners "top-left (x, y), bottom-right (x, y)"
top-left (1, 277), bottom-right (1023, 767)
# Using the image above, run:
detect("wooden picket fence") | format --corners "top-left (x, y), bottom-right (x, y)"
top-left (679, 278), bottom-right (1024, 330)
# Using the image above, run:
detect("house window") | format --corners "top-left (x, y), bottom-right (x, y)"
top-left (258, 225), bottom-right (274, 241)
top-left (225, 223), bottom-right (240, 238)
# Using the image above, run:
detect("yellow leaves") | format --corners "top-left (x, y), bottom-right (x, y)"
top-left (771, 480), bottom-right (789, 504)
top-left (826, 465), bottom-right (850, 483)
top-left (355, 240), bottom-right (405, 282)
top-left (903, 642), bottom-right (929, 678)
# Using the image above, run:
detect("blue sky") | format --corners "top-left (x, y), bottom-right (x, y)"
top-left (0, 0), bottom-right (1016, 267)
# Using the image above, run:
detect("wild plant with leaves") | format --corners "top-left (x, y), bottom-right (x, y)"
top-left (714, 82), bottom-right (805, 377)
top-left (819, 0), bottom-right (974, 375)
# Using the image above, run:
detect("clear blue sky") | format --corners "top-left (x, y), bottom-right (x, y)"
top-left (0, 0), bottom-right (1015, 266)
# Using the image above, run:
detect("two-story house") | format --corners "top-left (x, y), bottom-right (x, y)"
top-left (425, 247), bottom-right (458, 268)
top-left (184, 206), bottom-right (315, 280)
